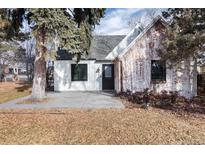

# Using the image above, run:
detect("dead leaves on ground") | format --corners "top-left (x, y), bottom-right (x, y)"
top-left (0, 108), bottom-right (205, 144)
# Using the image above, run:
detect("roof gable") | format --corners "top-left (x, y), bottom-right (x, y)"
top-left (105, 15), bottom-right (168, 60)
top-left (86, 35), bottom-right (125, 60)
top-left (56, 35), bottom-right (125, 61)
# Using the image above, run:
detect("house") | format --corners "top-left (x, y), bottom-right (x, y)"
top-left (0, 49), bottom-right (28, 82)
top-left (0, 63), bottom-right (27, 82)
top-left (54, 16), bottom-right (197, 99)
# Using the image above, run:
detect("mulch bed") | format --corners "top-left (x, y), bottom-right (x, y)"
top-left (117, 90), bottom-right (205, 119)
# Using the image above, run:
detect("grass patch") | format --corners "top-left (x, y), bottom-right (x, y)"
top-left (0, 82), bottom-right (31, 104)
top-left (0, 108), bottom-right (204, 144)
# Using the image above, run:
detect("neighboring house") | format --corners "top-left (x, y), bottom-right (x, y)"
top-left (5, 63), bottom-right (27, 81)
top-left (54, 16), bottom-right (197, 98)
top-left (0, 63), bottom-right (27, 82)
top-left (0, 49), bottom-right (28, 81)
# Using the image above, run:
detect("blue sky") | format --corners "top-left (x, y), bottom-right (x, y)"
top-left (94, 8), bottom-right (164, 35)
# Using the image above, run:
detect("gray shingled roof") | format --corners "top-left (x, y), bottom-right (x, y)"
top-left (56, 35), bottom-right (125, 60)
top-left (85, 35), bottom-right (125, 60)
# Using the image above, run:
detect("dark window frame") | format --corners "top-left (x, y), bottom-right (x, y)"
top-left (151, 60), bottom-right (166, 82)
top-left (71, 64), bottom-right (88, 81)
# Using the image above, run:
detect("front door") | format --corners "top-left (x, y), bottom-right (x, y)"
top-left (102, 64), bottom-right (114, 90)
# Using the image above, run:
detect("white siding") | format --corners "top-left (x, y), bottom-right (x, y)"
top-left (119, 21), bottom-right (197, 98)
top-left (54, 60), bottom-right (114, 91)
top-left (54, 60), bottom-right (95, 91)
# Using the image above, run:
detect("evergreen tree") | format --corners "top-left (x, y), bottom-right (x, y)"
top-left (1, 8), bottom-right (105, 99)
top-left (157, 8), bottom-right (205, 66)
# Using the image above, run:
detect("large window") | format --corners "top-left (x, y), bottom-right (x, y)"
top-left (71, 64), bottom-right (88, 81)
top-left (151, 60), bottom-right (166, 81)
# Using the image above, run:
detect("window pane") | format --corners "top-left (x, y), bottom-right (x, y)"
top-left (104, 66), bottom-right (112, 78)
top-left (71, 64), bottom-right (87, 81)
top-left (151, 60), bottom-right (166, 81)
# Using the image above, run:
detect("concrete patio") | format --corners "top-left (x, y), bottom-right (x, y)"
top-left (0, 91), bottom-right (124, 109)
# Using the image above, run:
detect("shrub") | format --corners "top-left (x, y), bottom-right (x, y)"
top-left (117, 89), bottom-right (205, 114)
top-left (118, 89), bottom-right (189, 108)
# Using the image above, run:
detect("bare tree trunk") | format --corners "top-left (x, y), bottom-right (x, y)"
top-left (31, 25), bottom-right (48, 100)
top-left (31, 52), bottom-right (46, 100)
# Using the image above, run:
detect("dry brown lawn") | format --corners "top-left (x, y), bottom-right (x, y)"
top-left (0, 82), bottom-right (31, 103)
top-left (0, 108), bottom-right (205, 144)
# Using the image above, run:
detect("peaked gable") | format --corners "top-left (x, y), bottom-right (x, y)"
top-left (56, 35), bottom-right (125, 61)
top-left (105, 15), bottom-right (168, 60)
top-left (86, 35), bottom-right (125, 60)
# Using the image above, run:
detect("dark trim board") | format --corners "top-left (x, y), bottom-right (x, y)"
top-left (102, 64), bottom-right (114, 90)
top-left (95, 60), bottom-right (113, 63)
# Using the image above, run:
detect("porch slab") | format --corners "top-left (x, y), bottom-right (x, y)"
top-left (0, 91), bottom-right (124, 109)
